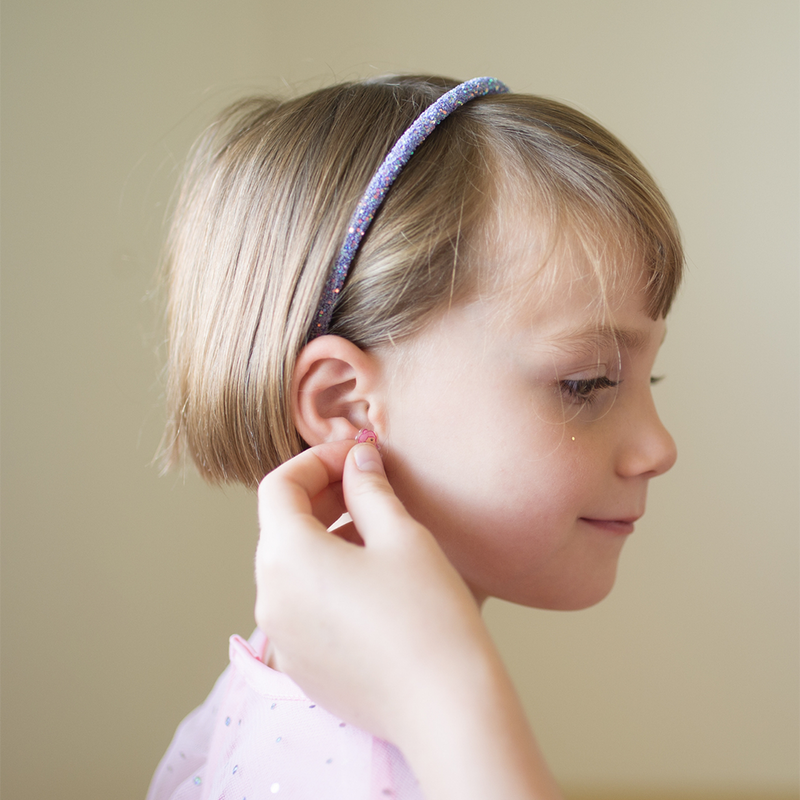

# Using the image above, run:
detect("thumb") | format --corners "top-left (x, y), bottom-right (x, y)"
top-left (343, 443), bottom-right (418, 545)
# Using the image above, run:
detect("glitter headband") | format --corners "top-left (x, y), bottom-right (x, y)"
top-left (309, 76), bottom-right (510, 339)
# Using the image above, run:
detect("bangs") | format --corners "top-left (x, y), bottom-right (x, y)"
top-left (476, 131), bottom-right (683, 321)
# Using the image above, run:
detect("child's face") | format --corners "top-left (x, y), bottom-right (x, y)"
top-left (378, 251), bottom-right (676, 610)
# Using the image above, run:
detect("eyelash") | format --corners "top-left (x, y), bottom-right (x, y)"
top-left (560, 376), bottom-right (620, 405)
top-left (560, 374), bottom-right (665, 405)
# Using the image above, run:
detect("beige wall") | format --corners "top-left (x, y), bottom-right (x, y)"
top-left (2, 2), bottom-right (797, 798)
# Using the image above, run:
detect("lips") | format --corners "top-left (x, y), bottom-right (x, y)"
top-left (579, 516), bottom-right (640, 535)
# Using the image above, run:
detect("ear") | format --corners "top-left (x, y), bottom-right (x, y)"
top-left (292, 335), bottom-right (385, 446)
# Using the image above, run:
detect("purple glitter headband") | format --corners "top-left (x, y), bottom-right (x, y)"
top-left (309, 76), bottom-right (510, 339)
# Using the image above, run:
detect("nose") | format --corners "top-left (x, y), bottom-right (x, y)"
top-left (615, 393), bottom-right (678, 479)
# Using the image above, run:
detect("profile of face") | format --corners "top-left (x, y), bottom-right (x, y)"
top-left (376, 235), bottom-right (677, 611)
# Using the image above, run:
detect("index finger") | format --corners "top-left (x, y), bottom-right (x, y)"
top-left (258, 439), bottom-right (355, 534)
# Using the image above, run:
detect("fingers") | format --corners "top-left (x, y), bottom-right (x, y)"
top-left (258, 439), bottom-right (354, 537)
top-left (309, 480), bottom-right (346, 531)
top-left (343, 443), bottom-right (419, 546)
top-left (258, 438), bottom-right (420, 555)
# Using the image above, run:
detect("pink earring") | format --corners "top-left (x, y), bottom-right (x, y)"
top-left (355, 429), bottom-right (380, 449)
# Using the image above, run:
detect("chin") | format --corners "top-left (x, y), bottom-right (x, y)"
top-left (493, 565), bottom-right (620, 611)
top-left (540, 586), bottom-right (615, 611)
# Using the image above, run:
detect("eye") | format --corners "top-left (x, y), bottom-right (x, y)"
top-left (560, 376), bottom-right (620, 405)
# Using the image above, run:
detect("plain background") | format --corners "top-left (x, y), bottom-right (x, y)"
top-left (2, 2), bottom-right (798, 798)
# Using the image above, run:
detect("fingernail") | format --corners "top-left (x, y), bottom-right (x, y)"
top-left (354, 443), bottom-right (384, 474)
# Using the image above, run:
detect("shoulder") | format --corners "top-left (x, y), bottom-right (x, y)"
top-left (148, 631), bottom-right (425, 800)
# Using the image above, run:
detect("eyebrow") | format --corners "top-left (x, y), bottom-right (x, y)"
top-left (547, 326), bottom-right (652, 358)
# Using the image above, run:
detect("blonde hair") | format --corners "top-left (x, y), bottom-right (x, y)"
top-left (161, 75), bottom-right (683, 487)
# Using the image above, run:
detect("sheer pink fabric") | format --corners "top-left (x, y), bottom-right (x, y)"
top-left (147, 630), bottom-right (424, 800)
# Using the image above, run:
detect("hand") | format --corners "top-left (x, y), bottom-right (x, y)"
top-left (255, 439), bottom-right (487, 741)
top-left (255, 440), bottom-right (563, 799)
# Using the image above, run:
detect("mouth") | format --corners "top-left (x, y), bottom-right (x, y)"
top-left (579, 516), bottom-right (640, 535)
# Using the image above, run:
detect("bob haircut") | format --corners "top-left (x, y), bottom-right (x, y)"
top-left (160, 75), bottom-right (683, 487)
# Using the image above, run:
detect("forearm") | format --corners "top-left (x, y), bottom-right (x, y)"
top-left (393, 636), bottom-right (563, 800)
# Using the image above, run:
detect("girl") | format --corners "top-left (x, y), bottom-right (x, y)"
top-left (149, 75), bottom-right (682, 800)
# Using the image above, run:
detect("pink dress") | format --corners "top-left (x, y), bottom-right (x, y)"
top-left (147, 630), bottom-right (424, 800)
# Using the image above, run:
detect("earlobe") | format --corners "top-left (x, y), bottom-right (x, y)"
top-left (292, 336), bottom-right (383, 447)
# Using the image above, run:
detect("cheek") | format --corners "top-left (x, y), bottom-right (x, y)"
top-left (385, 405), bottom-right (590, 549)
top-left (381, 367), bottom-right (618, 607)
top-left (384, 360), bottom-right (598, 520)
